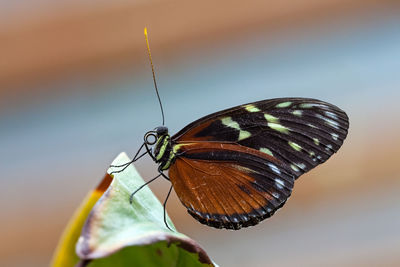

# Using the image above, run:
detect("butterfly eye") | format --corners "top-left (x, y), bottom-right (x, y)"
top-left (144, 131), bottom-right (157, 145)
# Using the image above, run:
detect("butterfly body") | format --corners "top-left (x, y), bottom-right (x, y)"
top-left (152, 127), bottom-right (175, 171)
top-left (146, 97), bottom-right (349, 230)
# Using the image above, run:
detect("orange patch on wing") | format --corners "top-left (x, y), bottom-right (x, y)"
top-left (169, 158), bottom-right (272, 218)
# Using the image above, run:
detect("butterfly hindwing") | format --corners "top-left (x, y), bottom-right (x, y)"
top-left (169, 142), bottom-right (294, 229)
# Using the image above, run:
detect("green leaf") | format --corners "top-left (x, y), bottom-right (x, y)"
top-left (76, 152), bottom-right (214, 266)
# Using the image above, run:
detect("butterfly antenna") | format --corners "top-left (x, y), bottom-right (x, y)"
top-left (144, 27), bottom-right (165, 126)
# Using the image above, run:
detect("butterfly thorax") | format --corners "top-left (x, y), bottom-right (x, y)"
top-left (150, 126), bottom-right (176, 171)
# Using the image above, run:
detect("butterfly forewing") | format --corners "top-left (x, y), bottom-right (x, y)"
top-left (169, 98), bottom-right (349, 229)
top-left (173, 98), bottom-right (349, 177)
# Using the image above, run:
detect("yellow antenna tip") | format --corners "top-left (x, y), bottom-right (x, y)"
top-left (144, 27), bottom-right (148, 36)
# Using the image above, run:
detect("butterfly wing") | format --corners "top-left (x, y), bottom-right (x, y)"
top-left (169, 142), bottom-right (294, 229)
top-left (170, 98), bottom-right (349, 229)
top-left (172, 98), bottom-right (349, 177)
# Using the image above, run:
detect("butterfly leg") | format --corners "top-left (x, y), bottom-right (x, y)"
top-left (163, 184), bottom-right (174, 231)
top-left (129, 173), bottom-right (162, 204)
top-left (155, 168), bottom-right (173, 231)
top-left (157, 167), bottom-right (170, 181)
top-left (110, 143), bottom-right (147, 175)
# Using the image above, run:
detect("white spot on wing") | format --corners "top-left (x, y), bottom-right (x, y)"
top-left (264, 113), bottom-right (279, 123)
top-left (238, 130), bottom-right (251, 141)
top-left (288, 141), bottom-right (302, 151)
top-left (244, 104), bottom-right (261, 112)
top-left (276, 101), bottom-right (292, 108)
top-left (325, 111), bottom-right (338, 120)
top-left (325, 144), bottom-right (333, 151)
top-left (316, 114), bottom-right (340, 129)
top-left (309, 151), bottom-right (316, 161)
top-left (272, 192), bottom-right (280, 199)
top-left (267, 163), bottom-right (281, 174)
top-left (221, 116), bottom-right (251, 141)
top-left (292, 110), bottom-right (302, 116)
top-left (275, 178), bottom-right (285, 189)
top-left (296, 163), bottom-right (306, 170)
top-left (260, 147), bottom-right (273, 156)
top-left (313, 138), bottom-right (320, 145)
top-left (291, 164), bottom-right (299, 172)
top-left (331, 133), bottom-right (339, 140)
top-left (268, 122), bottom-right (290, 134)
top-left (299, 103), bottom-right (328, 109)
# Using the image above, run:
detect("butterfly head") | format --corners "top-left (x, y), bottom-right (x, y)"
top-left (155, 126), bottom-right (168, 136)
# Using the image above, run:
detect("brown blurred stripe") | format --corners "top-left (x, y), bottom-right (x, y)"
top-left (0, 0), bottom-right (398, 90)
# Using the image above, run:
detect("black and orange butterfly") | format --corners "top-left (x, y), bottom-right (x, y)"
top-left (112, 28), bottom-right (349, 230)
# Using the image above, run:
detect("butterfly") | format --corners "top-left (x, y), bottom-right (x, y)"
top-left (112, 28), bottom-right (349, 230)
top-left (144, 98), bottom-right (349, 230)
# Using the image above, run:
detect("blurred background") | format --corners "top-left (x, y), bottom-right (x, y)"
top-left (1, 0), bottom-right (400, 266)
